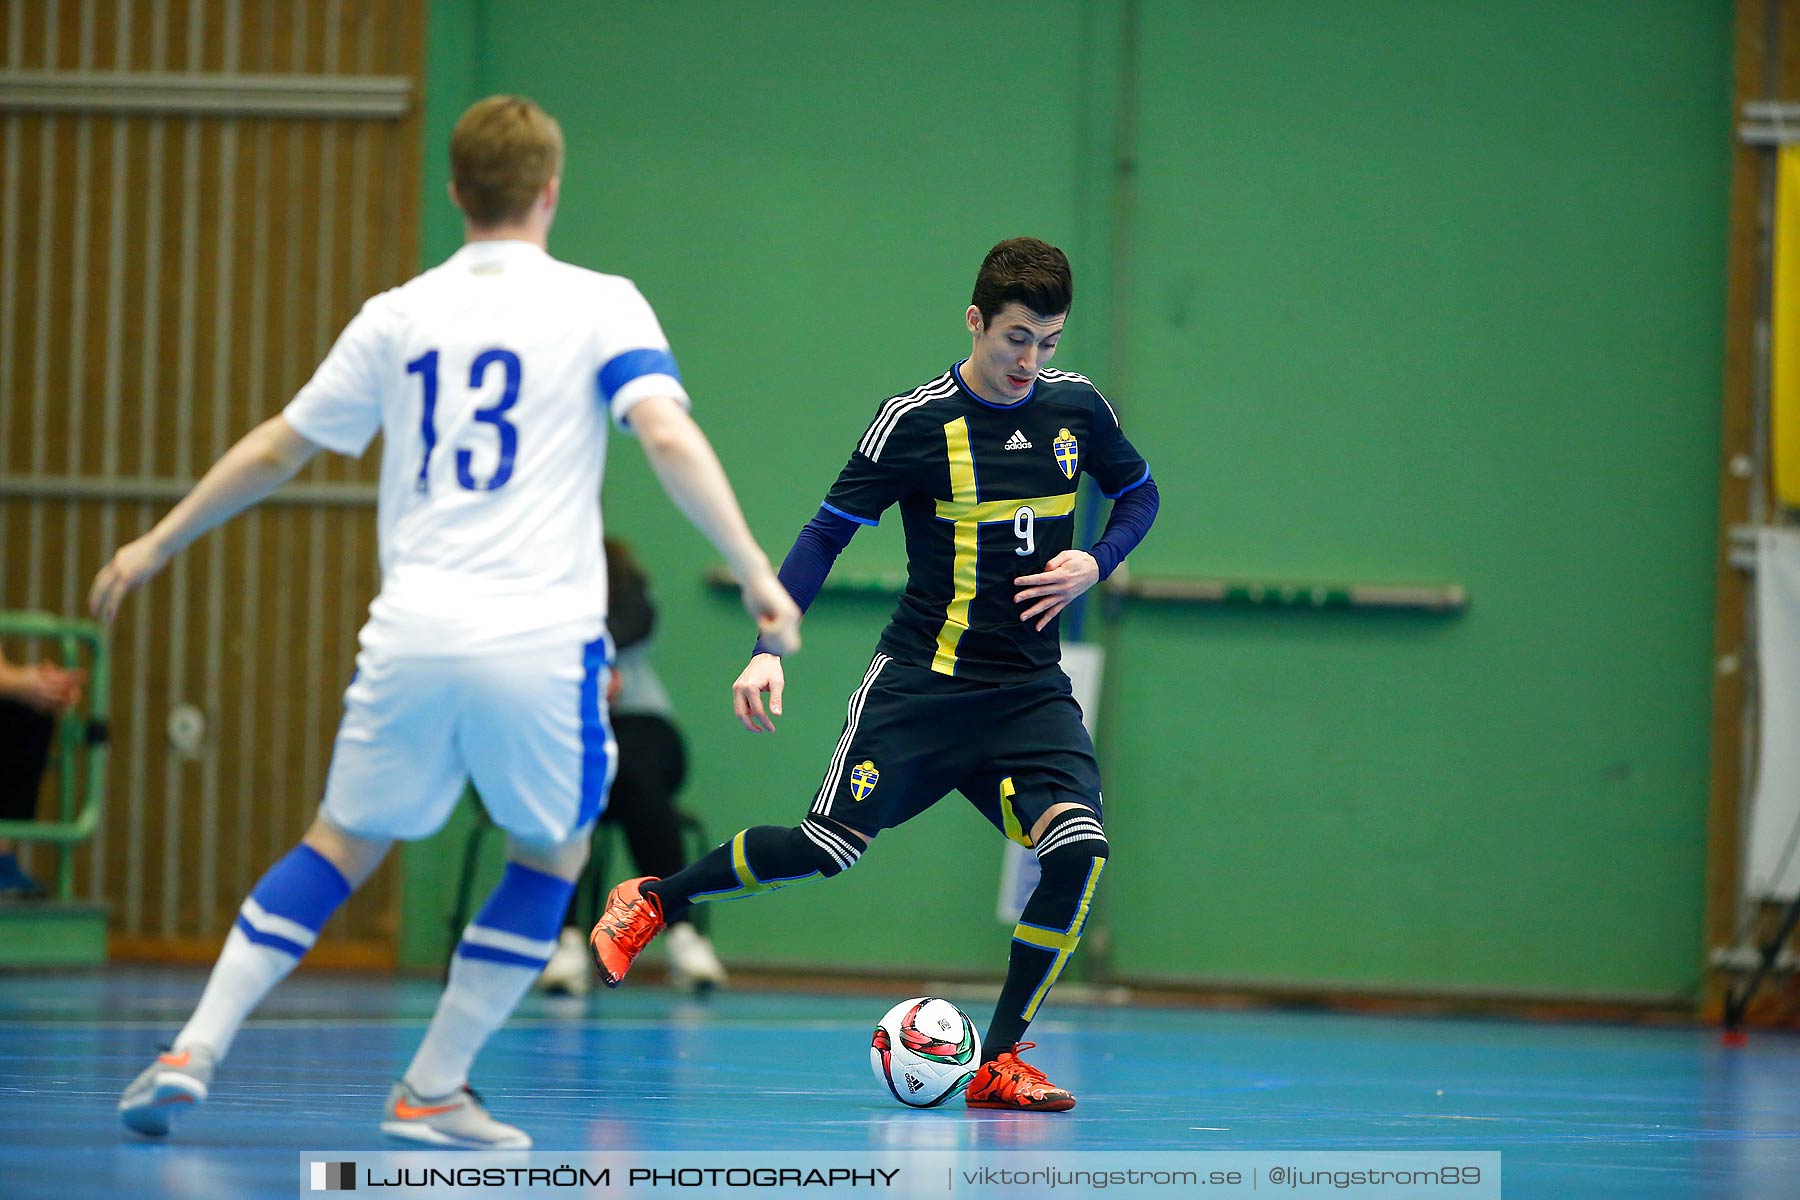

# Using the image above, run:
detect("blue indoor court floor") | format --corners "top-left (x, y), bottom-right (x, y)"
top-left (1, 967), bottom-right (1797, 1199)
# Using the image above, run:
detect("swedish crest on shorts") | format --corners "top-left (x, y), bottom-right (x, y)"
top-left (1053, 428), bottom-right (1079, 479)
top-left (849, 760), bottom-right (880, 801)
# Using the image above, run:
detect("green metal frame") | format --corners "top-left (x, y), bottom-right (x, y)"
top-left (0, 610), bottom-right (110, 900)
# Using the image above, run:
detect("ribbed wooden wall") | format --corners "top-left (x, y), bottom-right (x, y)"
top-left (0, 0), bottom-right (424, 963)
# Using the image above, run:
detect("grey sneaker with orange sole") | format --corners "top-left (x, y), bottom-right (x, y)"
top-left (119, 1044), bottom-right (217, 1136)
top-left (380, 1080), bottom-right (531, 1149)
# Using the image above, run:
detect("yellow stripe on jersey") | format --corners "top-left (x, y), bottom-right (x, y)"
top-left (931, 418), bottom-right (981, 675)
top-left (944, 416), bottom-right (978, 499)
top-left (937, 490), bottom-right (1076, 525)
top-left (928, 419), bottom-right (1080, 675)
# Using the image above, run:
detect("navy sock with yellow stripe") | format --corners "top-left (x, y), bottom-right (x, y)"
top-left (645, 817), bottom-right (863, 924)
top-left (985, 809), bottom-right (1108, 1058)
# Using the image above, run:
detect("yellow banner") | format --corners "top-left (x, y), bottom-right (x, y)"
top-left (1777, 147), bottom-right (1800, 507)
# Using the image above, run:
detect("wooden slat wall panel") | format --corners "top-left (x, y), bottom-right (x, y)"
top-left (0, 0), bottom-right (421, 962)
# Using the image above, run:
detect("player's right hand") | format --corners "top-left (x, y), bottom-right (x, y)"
top-left (3, 662), bottom-right (87, 715)
top-left (742, 573), bottom-right (802, 658)
top-left (89, 534), bottom-right (171, 623)
top-left (732, 652), bottom-right (787, 734)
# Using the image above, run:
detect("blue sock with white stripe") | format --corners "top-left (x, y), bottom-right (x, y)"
top-left (176, 844), bottom-right (353, 1058)
top-left (404, 862), bottom-right (574, 1098)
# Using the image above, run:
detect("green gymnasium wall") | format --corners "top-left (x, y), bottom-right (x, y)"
top-left (401, 1), bottom-right (1732, 1002)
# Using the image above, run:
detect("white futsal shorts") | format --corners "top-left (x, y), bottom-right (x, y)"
top-left (319, 633), bottom-right (615, 844)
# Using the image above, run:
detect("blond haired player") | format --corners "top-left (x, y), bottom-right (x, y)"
top-left (99, 95), bottom-right (799, 1148)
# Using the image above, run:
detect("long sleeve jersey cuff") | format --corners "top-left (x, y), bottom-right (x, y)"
top-left (751, 507), bottom-right (859, 656)
top-left (1089, 477), bottom-right (1159, 581)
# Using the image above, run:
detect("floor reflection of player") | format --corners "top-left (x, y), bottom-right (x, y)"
top-left (866, 1111), bottom-right (983, 1151)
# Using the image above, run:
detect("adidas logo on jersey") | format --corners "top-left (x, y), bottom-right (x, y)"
top-left (1004, 430), bottom-right (1033, 450)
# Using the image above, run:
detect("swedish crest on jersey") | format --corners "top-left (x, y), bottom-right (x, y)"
top-left (1053, 428), bottom-right (1079, 479)
top-left (849, 760), bottom-right (880, 801)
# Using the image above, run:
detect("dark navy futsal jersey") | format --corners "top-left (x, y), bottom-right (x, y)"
top-left (821, 363), bottom-right (1151, 682)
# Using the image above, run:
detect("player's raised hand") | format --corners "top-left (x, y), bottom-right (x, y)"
top-left (732, 652), bottom-right (787, 734)
top-left (89, 534), bottom-right (173, 623)
top-left (1014, 549), bottom-right (1100, 631)
top-left (742, 572), bottom-right (802, 658)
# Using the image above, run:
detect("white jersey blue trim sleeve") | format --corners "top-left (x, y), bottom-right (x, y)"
top-left (595, 282), bottom-right (689, 431)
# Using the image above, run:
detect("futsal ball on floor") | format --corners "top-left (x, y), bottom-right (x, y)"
top-left (869, 996), bottom-right (981, 1108)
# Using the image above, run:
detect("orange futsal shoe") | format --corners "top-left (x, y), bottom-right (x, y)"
top-left (963, 1042), bottom-right (1076, 1112)
top-left (588, 876), bottom-right (666, 987)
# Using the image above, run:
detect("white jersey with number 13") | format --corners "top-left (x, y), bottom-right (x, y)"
top-left (283, 239), bottom-right (688, 656)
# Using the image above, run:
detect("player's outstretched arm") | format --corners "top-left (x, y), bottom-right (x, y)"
top-left (628, 395), bottom-right (801, 656)
top-left (89, 415), bottom-right (322, 621)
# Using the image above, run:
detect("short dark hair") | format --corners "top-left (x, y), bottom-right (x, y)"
top-left (970, 237), bottom-right (1073, 325)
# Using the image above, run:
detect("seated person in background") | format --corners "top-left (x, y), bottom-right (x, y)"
top-left (539, 537), bottom-right (728, 994)
top-left (0, 645), bottom-right (88, 898)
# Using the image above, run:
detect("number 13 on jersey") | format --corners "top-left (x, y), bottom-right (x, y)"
top-left (406, 347), bottom-right (522, 493)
